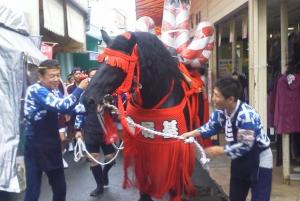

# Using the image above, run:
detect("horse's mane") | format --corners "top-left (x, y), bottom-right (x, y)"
top-left (134, 32), bottom-right (183, 108)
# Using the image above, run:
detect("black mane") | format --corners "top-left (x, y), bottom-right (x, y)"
top-left (135, 32), bottom-right (183, 108)
top-left (83, 32), bottom-right (183, 109)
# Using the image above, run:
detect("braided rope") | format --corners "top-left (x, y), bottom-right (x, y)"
top-left (74, 138), bottom-right (123, 165)
top-left (74, 100), bottom-right (210, 168)
top-left (102, 100), bottom-right (210, 168)
top-left (126, 117), bottom-right (210, 168)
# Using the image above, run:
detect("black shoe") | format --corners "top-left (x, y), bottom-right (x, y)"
top-left (103, 172), bottom-right (109, 187)
top-left (89, 186), bottom-right (104, 197)
top-left (103, 160), bottom-right (116, 187)
top-left (90, 165), bottom-right (104, 191)
top-left (138, 194), bottom-right (153, 201)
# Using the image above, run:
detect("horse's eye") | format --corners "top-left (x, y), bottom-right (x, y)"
top-left (88, 98), bottom-right (95, 105)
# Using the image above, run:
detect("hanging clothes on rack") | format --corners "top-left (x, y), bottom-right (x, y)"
top-left (274, 73), bottom-right (300, 134)
top-left (267, 74), bottom-right (280, 128)
top-left (274, 72), bottom-right (300, 166)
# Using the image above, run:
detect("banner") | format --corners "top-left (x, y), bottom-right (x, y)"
top-left (41, 42), bottom-right (53, 59)
top-left (242, 15), bottom-right (248, 39)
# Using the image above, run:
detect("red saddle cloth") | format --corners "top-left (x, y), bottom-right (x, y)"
top-left (121, 64), bottom-right (212, 201)
top-left (122, 97), bottom-right (196, 200)
top-left (98, 43), bottom-right (211, 200)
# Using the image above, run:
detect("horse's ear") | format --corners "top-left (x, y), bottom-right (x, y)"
top-left (100, 29), bottom-right (112, 46)
top-left (124, 32), bottom-right (137, 51)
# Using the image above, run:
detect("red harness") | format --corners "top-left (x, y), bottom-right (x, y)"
top-left (98, 46), bottom-right (204, 133)
top-left (97, 34), bottom-right (210, 200)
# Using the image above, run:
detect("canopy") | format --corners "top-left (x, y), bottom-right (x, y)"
top-left (0, 47), bottom-right (24, 193)
top-left (0, 6), bottom-right (46, 193)
top-left (0, 26), bottom-right (47, 65)
top-left (0, 6), bottom-right (46, 65)
top-left (135, 0), bottom-right (164, 26)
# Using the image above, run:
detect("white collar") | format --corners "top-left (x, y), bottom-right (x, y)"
top-left (225, 99), bottom-right (241, 119)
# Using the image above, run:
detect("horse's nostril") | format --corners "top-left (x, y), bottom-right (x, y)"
top-left (87, 98), bottom-right (95, 106)
top-left (82, 96), bottom-right (95, 108)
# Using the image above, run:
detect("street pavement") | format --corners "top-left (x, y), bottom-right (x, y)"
top-left (0, 152), bottom-right (228, 201)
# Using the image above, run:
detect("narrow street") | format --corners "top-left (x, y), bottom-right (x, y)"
top-left (0, 152), bottom-right (227, 201)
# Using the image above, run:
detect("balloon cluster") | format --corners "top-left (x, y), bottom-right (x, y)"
top-left (135, 0), bottom-right (214, 68)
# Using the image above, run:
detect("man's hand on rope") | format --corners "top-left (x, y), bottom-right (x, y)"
top-left (75, 130), bottom-right (83, 139)
top-left (204, 146), bottom-right (224, 157)
top-left (181, 129), bottom-right (201, 139)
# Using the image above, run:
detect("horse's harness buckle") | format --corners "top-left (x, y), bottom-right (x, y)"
top-left (97, 94), bottom-right (119, 116)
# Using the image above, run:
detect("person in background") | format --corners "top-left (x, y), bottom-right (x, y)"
top-left (58, 114), bottom-right (69, 168)
top-left (23, 59), bottom-right (89, 201)
top-left (66, 67), bottom-right (82, 94)
top-left (57, 79), bottom-right (69, 168)
top-left (75, 68), bottom-right (116, 197)
top-left (232, 71), bottom-right (248, 102)
top-left (232, 71), bottom-right (239, 80)
top-left (66, 68), bottom-right (83, 151)
top-left (66, 73), bottom-right (74, 87)
top-left (182, 77), bottom-right (272, 201)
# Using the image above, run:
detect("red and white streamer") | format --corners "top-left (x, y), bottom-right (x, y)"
top-left (161, 0), bottom-right (190, 54)
top-left (135, 0), bottom-right (215, 68)
top-left (181, 21), bottom-right (215, 67)
top-left (135, 16), bottom-right (155, 34)
top-left (161, 0), bottom-right (214, 67)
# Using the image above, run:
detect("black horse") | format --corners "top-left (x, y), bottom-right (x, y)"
top-left (84, 32), bottom-right (186, 111)
top-left (83, 31), bottom-right (200, 201)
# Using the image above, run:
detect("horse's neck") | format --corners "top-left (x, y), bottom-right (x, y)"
top-left (138, 80), bottom-right (184, 109)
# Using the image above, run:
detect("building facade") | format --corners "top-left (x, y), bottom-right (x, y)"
top-left (0, 0), bottom-right (89, 79)
top-left (190, 0), bottom-right (300, 183)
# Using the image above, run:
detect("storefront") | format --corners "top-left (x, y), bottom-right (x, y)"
top-left (72, 25), bottom-right (103, 72)
top-left (190, 0), bottom-right (300, 183)
top-left (40, 0), bottom-right (88, 79)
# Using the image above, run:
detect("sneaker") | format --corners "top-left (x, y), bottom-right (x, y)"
top-left (138, 194), bottom-right (153, 201)
top-left (103, 160), bottom-right (116, 187)
top-left (103, 172), bottom-right (109, 188)
top-left (62, 158), bottom-right (69, 169)
top-left (62, 149), bottom-right (67, 154)
top-left (68, 142), bottom-right (74, 152)
top-left (89, 186), bottom-right (104, 197)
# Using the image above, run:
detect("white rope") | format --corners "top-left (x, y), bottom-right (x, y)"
top-left (74, 138), bottom-right (123, 166)
top-left (126, 117), bottom-right (210, 169)
top-left (75, 99), bottom-right (210, 168)
top-left (112, 141), bottom-right (124, 150)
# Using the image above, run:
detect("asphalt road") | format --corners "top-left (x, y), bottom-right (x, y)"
top-left (0, 152), bottom-right (228, 201)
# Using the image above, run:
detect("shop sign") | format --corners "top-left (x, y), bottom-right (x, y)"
top-left (41, 43), bottom-right (53, 59)
top-left (89, 51), bottom-right (99, 60)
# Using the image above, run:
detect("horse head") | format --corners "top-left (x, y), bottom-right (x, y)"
top-left (83, 30), bottom-right (184, 112)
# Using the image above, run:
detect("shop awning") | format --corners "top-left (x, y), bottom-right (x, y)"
top-left (135, 0), bottom-right (164, 26)
top-left (0, 6), bottom-right (29, 36)
top-left (0, 26), bottom-right (46, 65)
top-left (43, 0), bottom-right (65, 36)
top-left (66, 3), bottom-right (86, 45)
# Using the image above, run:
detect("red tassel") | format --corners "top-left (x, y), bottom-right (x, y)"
top-left (122, 133), bottom-right (196, 199)
top-left (170, 195), bottom-right (182, 201)
top-left (102, 111), bottom-right (119, 144)
top-left (97, 53), bottom-right (105, 62)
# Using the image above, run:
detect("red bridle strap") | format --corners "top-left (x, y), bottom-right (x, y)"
top-left (97, 44), bottom-right (141, 97)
